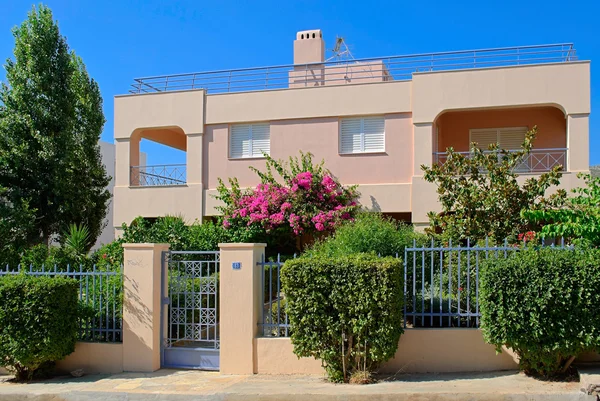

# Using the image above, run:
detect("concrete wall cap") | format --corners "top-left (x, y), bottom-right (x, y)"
top-left (121, 243), bottom-right (171, 249)
top-left (218, 243), bottom-right (267, 249)
top-left (412, 60), bottom-right (590, 76)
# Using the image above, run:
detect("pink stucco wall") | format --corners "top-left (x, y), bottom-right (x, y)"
top-left (436, 106), bottom-right (566, 153)
top-left (203, 114), bottom-right (413, 189)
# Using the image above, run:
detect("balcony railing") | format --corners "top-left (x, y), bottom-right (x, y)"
top-left (433, 148), bottom-right (567, 173)
top-left (129, 43), bottom-right (576, 95)
top-left (130, 164), bottom-right (187, 186)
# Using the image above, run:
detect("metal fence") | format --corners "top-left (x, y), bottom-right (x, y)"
top-left (129, 43), bottom-right (577, 95)
top-left (433, 148), bottom-right (568, 173)
top-left (0, 265), bottom-right (123, 343)
top-left (259, 254), bottom-right (291, 337)
top-left (258, 239), bottom-right (570, 336)
top-left (403, 238), bottom-right (568, 328)
top-left (130, 164), bottom-right (187, 186)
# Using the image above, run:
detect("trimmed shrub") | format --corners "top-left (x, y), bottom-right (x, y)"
top-left (480, 248), bottom-right (600, 377)
top-left (306, 212), bottom-right (427, 258)
top-left (281, 254), bottom-right (403, 382)
top-left (0, 275), bottom-right (79, 380)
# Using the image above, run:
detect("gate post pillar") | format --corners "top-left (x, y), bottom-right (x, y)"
top-left (122, 243), bottom-right (170, 372)
top-left (219, 243), bottom-right (266, 374)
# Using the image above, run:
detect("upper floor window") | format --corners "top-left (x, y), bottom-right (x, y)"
top-left (470, 127), bottom-right (527, 151)
top-left (229, 123), bottom-right (270, 159)
top-left (339, 116), bottom-right (385, 154)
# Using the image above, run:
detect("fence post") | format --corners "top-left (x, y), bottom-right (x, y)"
top-left (122, 243), bottom-right (170, 372)
top-left (218, 243), bottom-right (267, 374)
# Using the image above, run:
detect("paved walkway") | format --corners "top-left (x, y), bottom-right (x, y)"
top-left (0, 369), bottom-right (595, 401)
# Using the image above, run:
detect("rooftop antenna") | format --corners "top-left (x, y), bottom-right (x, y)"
top-left (327, 36), bottom-right (355, 62)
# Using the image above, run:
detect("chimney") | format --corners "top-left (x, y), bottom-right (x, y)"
top-left (293, 29), bottom-right (325, 64)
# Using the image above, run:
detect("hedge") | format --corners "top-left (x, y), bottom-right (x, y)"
top-left (0, 275), bottom-right (79, 381)
top-left (480, 248), bottom-right (600, 377)
top-left (281, 254), bottom-right (403, 383)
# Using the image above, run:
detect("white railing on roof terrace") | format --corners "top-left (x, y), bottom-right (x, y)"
top-left (129, 43), bottom-right (577, 95)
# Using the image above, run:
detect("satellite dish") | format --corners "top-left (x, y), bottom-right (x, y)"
top-left (327, 36), bottom-right (355, 62)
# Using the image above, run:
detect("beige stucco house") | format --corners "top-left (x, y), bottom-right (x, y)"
top-left (112, 29), bottom-right (590, 235)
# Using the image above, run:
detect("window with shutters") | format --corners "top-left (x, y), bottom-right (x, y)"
top-left (470, 127), bottom-right (529, 172)
top-left (229, 123), bottom-right (270, 159)
top-left (339, 116), bottom-right (385, 154)
top-left (469, 127), bottom-right (528, 151)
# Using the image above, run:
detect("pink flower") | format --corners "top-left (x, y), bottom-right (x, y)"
top-left (281, 202), bottom-right (292, 212)
top-left (223, 219), bottom-right (231, 229)
top-left (270, 212), bottom-right (285, 225)
top-left (294, 172), bottom-right (313, 190)
top-left (321, 175), bottom-right (337, 192)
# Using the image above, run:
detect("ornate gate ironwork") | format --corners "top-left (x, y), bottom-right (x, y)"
top-left (161, 251), bottom-right (220, 370)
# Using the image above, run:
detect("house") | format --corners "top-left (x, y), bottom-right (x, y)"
top-left (112, 29), bottom-right (590, 236)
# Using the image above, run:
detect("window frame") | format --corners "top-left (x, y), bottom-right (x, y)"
top-left (338, 116), bottom-right (386, 155)
top-left (468, 126), bottom-right (528, 151)
top-left (228, 122), bottom-right (271, 159)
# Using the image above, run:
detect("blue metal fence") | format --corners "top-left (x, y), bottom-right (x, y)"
top-left (258, 238), bottom-right (570, 336)
top-left (0, 265), bottom-right (123, 343)
top-left (403, 238), bottom-right (568, 329)
top-left (259, 254), bottom-right (291, 337)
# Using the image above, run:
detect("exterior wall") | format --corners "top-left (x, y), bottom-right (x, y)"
top-left (204, 81), bottom-right (412, 124)
top-left (203, 114), bottom-right (413, 189)
top-left (436, 106), bottom-right (566, 152)
top-left (411, 62), bottom-right (590, 124)
top-left (56, 342), bottom-right (123, 374)
top-left (255, 329), bottom-right (519, 375)
top-left (113, 185), bottom-right (203, 226)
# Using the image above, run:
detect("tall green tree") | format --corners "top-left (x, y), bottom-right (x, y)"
top-left (0, 5), bottom-right (110, 250)
top-left (421, 127), bottom-right (566, 242)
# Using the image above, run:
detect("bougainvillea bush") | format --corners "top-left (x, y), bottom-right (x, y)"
top-left (215, 152), bottom-right (360, 252)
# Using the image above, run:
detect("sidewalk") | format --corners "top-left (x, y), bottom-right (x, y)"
top-left (0, 369), bottom-right (595, 401)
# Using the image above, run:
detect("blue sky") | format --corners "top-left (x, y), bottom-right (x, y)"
top-left (0, 0), bottom-right (598, 165)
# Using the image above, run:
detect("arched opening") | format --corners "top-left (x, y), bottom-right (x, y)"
top-left (130, 126), bottom-right (187, 186)
top-left (433, 106), bottom-right (567, 172)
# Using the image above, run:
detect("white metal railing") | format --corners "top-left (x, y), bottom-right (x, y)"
top-left (129, 43), bottom-right (577, 94)
top-left (130, 164), bottom-right (187, 186)
top-left (433, 148), bottom-right (567, 173)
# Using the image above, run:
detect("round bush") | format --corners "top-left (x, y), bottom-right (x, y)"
top-left (307, 212), bottom-right (426, 258)
top-left (282, 254), bottom-right (403, 382)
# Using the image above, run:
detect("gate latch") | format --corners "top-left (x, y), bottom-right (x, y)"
top-left (162, 297), bottom-right (171, 305)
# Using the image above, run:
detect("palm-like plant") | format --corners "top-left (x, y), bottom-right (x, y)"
top-left (63, 224), bottom-right (91, 256)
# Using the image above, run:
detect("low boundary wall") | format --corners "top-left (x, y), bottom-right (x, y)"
top-left (56, 342), bottom-right (123, 374)
top-left (255, 329), bottom-right (519, 375)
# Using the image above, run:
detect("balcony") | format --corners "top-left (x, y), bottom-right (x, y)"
top-left (433, 148), bottom-right (567, 173)
top-left (130, 164), bottom-right (187, 186)
top-left (128, 43), bottom-right (576, 94)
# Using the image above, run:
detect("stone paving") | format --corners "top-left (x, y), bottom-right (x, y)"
top-left (0, 369), bottom-right (596, 401)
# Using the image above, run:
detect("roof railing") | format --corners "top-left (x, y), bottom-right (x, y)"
top-left (129, 43), bottom-right (577, 95)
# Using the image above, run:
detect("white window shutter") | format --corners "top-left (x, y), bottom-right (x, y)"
top-left (251, 123), bottom-right (270, 157)
top-left (363, 116), bottom-right (385, 152)
top-left (470, 129), bottom-right (499, 150)
top-left (499, 128), bottom-right (527, 150)
top-left (340, 118), bottom-right (362, 154)
top-left (230, 124), bottom-right (250, 158)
